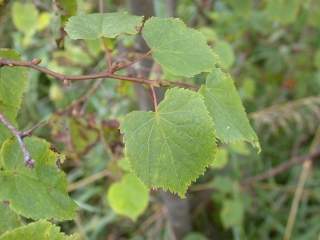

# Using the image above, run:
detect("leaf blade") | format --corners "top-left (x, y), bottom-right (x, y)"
top-left (65, 12), bottom-right (143, 40)
top-left (0, 137), bottom-right (77, 221)
top-left (142, 17), bottom-right (216, 77)
top-left (200, 68), bottom-right (260, 150)
top-left (121, 88), bottom-right (217, 197)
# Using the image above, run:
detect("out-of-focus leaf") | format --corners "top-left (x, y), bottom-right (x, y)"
top-left (213, 40), bottom-right (235, 69)
top-left (265, 0), bottom-right (303, 24)
top-left (37, 13), bottom-right (52, 31)
top-left (221, 199), bottom-right (244, 229)
top-left (211, 148), bottom-right (228, 169)
top-left (56, 0), bottom-right (77, 23)
top-left (11, 2), bottom-right (38, 34)
top-left (117, 158), bottom-right (132, 172)
top-left (183, 232), bottom-right (208, 240)
top-left (107, 174), bottom-right (149, 221)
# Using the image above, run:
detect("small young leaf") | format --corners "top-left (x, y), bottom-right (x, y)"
top-left (65, 12), bottom-right (143, 40)
top-left (0, 49), bottom-right (28, 146)
top-left (11, 2), bottom-right (38, 34)
top-left (0, 220), bottom-right (78, 240)
top-left (107, 174), bottom-right (149, 221)
top-left (142, 17), bottom-right (216, 77)
top-left (0, 203), bottom-right (21, 235)
top-left (121, 88), bottom-right (216, 197)
top-left (200, 68), bottom-right (260, 150)
top-left (0, 137), bottom-right (77, 221)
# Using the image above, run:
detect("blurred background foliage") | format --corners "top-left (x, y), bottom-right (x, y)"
top-left (0, 0), bottom-right (320, 239)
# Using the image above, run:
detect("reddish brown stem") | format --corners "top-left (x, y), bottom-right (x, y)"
top-left (0, 58), bottom-right (197, 89)
top-left (149, 86), bottom-right (158, 111)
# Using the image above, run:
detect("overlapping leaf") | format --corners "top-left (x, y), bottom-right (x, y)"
top-left (65, 12), bottom-right (143, 39)
top-left (142, 17), bottom-right (216, 77)
top-left (121, 88), bottom-right (216, 197)
top-left (0, 49), bottom-right (27, 146)
top-left (0, 221), bottom-right (78, 240)
top-left (0, 137), bottom-right (77, 220)
top-left (107, 174), bottom-right (149, 220)
top-left (200, 67), bottom-right (260, 150)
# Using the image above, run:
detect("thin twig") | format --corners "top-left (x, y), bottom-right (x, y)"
top-left (0, 112), bottom-right (34, 167)
top-left (149, 86), bottom-right (158, 111)
top-left (101, 39), bottom-right (113, 71)
top-left (116, 50), bottom-right (152, 71)
top-left (0, 58), bottom-right (197, 89)
top-left (283, 160), bottom-right (312, 240)
top-left (21, 118), bottom-right (49, 137)
top-left (242, 148), bottom-right (320, 185)
top-left (283, 127), bottom-right (320, 240)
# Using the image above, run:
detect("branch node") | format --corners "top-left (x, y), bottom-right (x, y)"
top-left (25, 158), bottom-right (35, 168)
top-left (63, 79), bottom-right (71, 87)
top-left (31, 58), bottom-right (42, 65)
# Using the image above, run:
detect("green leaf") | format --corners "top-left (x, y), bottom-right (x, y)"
top-left (212, 176), bottom-right (234, 194)
top-left (65, 12), bottom-right (143, 40)
top-left (213, 41), bottom-right (235, 69)
top-left (0, 137), bottom-right (77, 220)
top-left (121, 88), bottom-right (216, 197)
top-left (56, 0), bottom-right (77, 23)
top-left (0, 221), bottom-right (78, 240)
top-left (36, 12), bottom-right (52, 31)
top-left (0, 49), bottom-right (28, 146)
top-left (11, 2), bottom-right (38, 34)
top-left (224, 0), bottom-right (252, 16)
top-left (200, 68), bottom-right (260, 150)
top-left (142, 17), bottom-right (216, 77)
top-left (211, 148), bottom-right (228, 169)
top-left (221, 199), bottom-right (244, 229)
top-left (107, 174), bottom-right (149, 220)
top-left (308, 1), bottom-right (320, 27)
top-left (265, 0), bottom-right (303, 24)
top-left (0, 203), bottom-right (21, 235)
